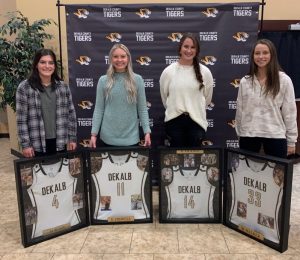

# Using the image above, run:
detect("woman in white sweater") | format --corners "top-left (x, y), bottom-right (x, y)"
top-left (235, 39), bottom-right (297, 158)
top-left (159, 33), bottom-right (214, 147)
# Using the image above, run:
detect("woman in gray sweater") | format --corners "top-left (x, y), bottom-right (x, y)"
top-left (235, 39), bottom-right (297, 158)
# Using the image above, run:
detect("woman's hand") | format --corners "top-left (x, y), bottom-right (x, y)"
top-left (287, 145), bottom-right (296, 156)
top-left (23, 147), bottom-right (35, 158)
top-left (143, 133), bottom-right (151, 147)
top-left (68, 142), bottom-right (77, 151)
top-left (90, 135), bottom-right (97, 148)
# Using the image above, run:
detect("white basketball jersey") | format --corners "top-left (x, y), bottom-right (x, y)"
top-left (28, 158), bottom-right (80, 238)
top-left (165, 165), bottom-right (215, 219)
top-left (229, 157), bottom-right (282, 243)
top-left (92, 152), bottom-right (149, 220)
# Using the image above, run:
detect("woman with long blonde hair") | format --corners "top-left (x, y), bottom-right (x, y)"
top-left (90, 44), bottom-right (151, 147)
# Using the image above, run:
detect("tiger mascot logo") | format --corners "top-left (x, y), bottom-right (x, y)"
top-left (136, 8), bottom-right (151, 18)
top-left (80, 139), bottom-right (90, 147)
top-left (136, 56), bottom-right (152, 66)
top-left (105, 33), bottom-right (122, 42)
top-left (233, 32), bottom-right (249, 42)
top-left (74, 9), bottom-right (90, 19)
top-left (201, 56), bottom-right (217, 65)
top-left (78, 100), bottom-right (93, 110)
top-left (227, 119), bottom-right (236, 128)
top-left (230, 79), bottom-right (241, 88)
top-left (76, 56), bottom-right (91, 65)
top-left (167, 33), bottom-right (183, 42)
top-left (202, 8), bottom-right (219, 18)
top-left (202, 140), bottom-right (214, 146)
top-left (207, 102), bottom-right (215, 111)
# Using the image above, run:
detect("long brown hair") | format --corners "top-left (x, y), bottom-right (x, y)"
top-left (248, 39), bottom-right (282, 98)
top-left (178, 33), bottom-right (204, 90)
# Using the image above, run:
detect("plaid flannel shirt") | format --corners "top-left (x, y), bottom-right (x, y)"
top-left (16, 80), bottom-right (77, 152)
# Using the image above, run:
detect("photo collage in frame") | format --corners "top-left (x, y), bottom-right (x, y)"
top-left (88, 147), bottom-right (152, 224)
top-left (14, 151), bottom-right (89, 247)
top-left (223, 148), bottom-right (294, 252)
top-left (159, 147), bottom-right (222, 223)
top-left (14, 147), bottom-right (295, 251)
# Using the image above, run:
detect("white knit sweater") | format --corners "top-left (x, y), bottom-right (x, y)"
top-left (159, 62), bottom-right (214, 131)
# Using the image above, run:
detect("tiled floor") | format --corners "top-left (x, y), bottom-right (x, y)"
top-left (0, 137), bottom-right (299, 259)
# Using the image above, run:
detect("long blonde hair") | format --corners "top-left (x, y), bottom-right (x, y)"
top-left (105, 44), bottom-right (137, 103)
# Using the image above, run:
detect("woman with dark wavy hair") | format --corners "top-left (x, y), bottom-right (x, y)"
top-left (160, 32), bottom-right (214, 147)
top-left (235, 39), bottom-right (297, 158)
top-left (16, 48), bottom-right (77, 157)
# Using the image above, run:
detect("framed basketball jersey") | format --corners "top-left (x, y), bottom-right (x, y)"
top-left (14, 151), bottom-right (89, 247)
top-left (88, 147), bottom-right (153, 224)
top-left (159, 147), bottom-right (222, 223)
top-left (223, 148), bottom-right (294, 252)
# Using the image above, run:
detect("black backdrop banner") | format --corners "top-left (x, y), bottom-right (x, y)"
top-left (65, 3), bottom-right (259, 150)
top-left (259, 31), bottom-right (300, 99)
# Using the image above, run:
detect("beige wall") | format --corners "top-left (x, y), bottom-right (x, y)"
top-left (0, 0), bottom-right (16, 16)
top-left (0, 0), bottom-right (17, 134)
top-left (1, 0), bottom-right (299, 135)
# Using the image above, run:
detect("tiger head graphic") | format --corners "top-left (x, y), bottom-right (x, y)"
top-left (74, 9), bottom-right (90, 19)
top-left (230, 79), bottom-right (241, 88)
top-left (136, 56), bottom-right (151, 66)
top-left (233, 32), bottom-right (249, 42)
top-left (206, 102), bottom-right (215, 111)
top-left (202, 8), bottom-right (219, 18)
top-left (167, 32), bottom-right (183, 42)
top-left (201, 56), bottom-right (217, 65)
top-left (79, 139), bottom-right (90, 147)
top-left (135, 8), bottom-right (152, 18)
top-left (105, 33), bottom-right (122, 42)
top-left (78, 100), bottom-right (93, 110)
top-left (202, 140), bottom-right (214, 146)
top-left (76, 56), bottom-right (91, 65)
top-left (227, 119), bottom-right (236, 128)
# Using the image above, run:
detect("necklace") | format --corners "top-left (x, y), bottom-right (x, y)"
top-left (42, 82), bottom-right (51, 87)
top-left (257, 77), bottom-right (266, 87)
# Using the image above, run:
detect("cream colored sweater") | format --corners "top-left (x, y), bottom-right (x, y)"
top-left (159, 62), bottom-right (214, 131)
top-left (235, 72), bottom-right (298, 147)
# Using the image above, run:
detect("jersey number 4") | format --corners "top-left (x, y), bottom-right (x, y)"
top-left (52, 195), bottom-right (59, 209)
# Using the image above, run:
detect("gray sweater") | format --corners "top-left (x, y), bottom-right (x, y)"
top-left (235, 72), bottom-right (298, 146)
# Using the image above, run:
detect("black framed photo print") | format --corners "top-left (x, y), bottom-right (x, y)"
top-left (223, 148), bottom-right (294, 252)
top-left (87, 147), bottom-right (153, 224)
top-left (14, 151), bottom-right (89, 247)
top-left (159, 147), bottom-right (222, 223)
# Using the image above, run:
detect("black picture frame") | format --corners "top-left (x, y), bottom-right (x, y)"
top-left (14, 151), bottom-right (90, 247)
top-left (158, 147), bottom-right (223, 223)
top-left (223, 148), bottom-right (294, 252)
top-left (87, 147), bottom-right (153, 224)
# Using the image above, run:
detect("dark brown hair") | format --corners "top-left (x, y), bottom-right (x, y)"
top-left (248, 39), bottom-right (282, 98)
top-left (28, 48), bottom-right (61, 91)
top-left (178, 33), bottom-right (204, 89)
